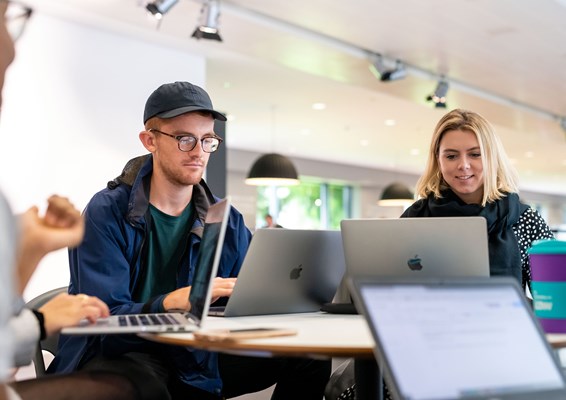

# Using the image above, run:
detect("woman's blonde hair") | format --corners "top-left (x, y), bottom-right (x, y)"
top-left (415, 109), bottom-right (519, 206)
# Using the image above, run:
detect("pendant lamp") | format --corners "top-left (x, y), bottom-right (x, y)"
top-left (245, 105), bottom-right (300, 186)
top-left (245, 153), bottom-right (300, 186)
top-left (377, 182), bottom-right (414, 206)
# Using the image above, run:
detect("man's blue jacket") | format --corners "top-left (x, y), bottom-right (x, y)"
top-left (47, 154), bottom-right (252, 395)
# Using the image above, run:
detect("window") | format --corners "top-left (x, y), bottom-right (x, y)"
top-left (255, 178), bottom-right (353, 230)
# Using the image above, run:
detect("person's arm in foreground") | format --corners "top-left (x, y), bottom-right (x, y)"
top-left (10, 195), bottom-right (109, 368)
top-left (16, 195), bottom-right (84, 294)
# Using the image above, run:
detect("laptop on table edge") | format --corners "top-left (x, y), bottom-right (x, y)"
top-left (61, 196), bottom-right (232, 335)
top-left (347, 276), bottom-right (566, 400)
top-left (324, 216), bottom-right (490, 314)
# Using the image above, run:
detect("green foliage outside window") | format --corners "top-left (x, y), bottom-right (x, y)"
top-left (255, 178), bottom-right (352, 230)
top-left (327, 183), bottom-right (351, 229)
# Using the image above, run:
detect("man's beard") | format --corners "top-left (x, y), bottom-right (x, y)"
top-left (160, 158), bottom-right (204, 187)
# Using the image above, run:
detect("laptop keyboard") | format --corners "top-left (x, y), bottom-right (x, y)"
top-left (118, 314), bottom-right (182, 327)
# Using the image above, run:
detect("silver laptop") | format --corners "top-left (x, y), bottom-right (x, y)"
top-left (209, 228), bottom-right (345, 317)
top-left (62, 197), bottom-right (231, 335)
top-left (341, 217), bottom-right (490, 279)
top-left (348, 276), bottom-right (566, 400)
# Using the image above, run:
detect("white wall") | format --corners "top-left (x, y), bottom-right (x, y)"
top-left (0, 13), bottom-right (207, 301)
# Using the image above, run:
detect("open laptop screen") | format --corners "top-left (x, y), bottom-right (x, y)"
top-left (187, 197), bottom-right (231, 323)
top-left (349, 277), bottom-right (566, 400)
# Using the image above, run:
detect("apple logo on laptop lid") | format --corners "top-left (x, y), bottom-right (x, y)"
top-left (407, 255), bottom-right (423, 271)
top-left (290, 264), bottom-right (303, 280)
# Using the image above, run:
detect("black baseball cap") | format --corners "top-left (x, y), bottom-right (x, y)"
top-left (143, 81), bottom-right (227, 123)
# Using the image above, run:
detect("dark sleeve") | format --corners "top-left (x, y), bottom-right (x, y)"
top-left (69, 190), bottom-right (149, 315)
top-left (513, 207), bottom-right (555, 291)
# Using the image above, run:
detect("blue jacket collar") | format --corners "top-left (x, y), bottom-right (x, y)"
top-left (108, 153), bottom-right (217, 236)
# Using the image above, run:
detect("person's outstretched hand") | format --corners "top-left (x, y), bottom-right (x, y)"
top-left (17, 195), bottom-right (84, 293)
top-left (39, 293), bottom-right (110, 337)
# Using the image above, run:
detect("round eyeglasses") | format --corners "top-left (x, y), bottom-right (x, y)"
top-left (148, 128), bottom-right (223, 153)
top-left (3, 1), bottom-right (33, 42)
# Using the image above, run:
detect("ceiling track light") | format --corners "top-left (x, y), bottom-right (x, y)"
top-left (191, 0), bottom-right (223, 42)
top-left (381, 60), bottom-right (407, 82)
top-left (146, 0), bottom-right (178, 20)
top-left (368, 53), bottom-right (407, 82)
top-left (202, 3), bottom-right (561, 134)
top-left (426, 80), bottom-right (449, 108)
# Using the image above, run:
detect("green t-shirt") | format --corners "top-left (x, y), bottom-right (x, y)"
top-left (136, 203), bottom-right (193, 303)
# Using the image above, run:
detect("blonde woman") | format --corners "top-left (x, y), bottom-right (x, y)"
top-left (330, 109), bottom-right (555, 400)
top-left (402, 108), bottom-right (554, 290)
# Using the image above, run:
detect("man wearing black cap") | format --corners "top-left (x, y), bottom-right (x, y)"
top-left (48, 81), bottom-right (331, 399)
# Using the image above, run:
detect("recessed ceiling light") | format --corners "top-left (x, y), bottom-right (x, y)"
top-left (410, 148), bottom-right (420, 156)
top-left (384, 119), bottom-right (396, 126)
top-left (311, 102), bottom-right (326, 110)
top-left (525, 151), bottom-right (535, 158)
top-left (360, 139), bottom-right (369, 146)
